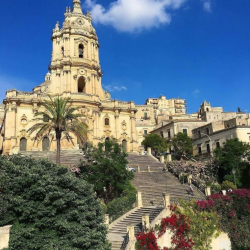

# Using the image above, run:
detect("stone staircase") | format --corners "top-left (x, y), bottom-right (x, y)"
top-left (108, 154), bottom-right (206, 250)
top-left (127, 154), bottom-right (165, 171)
top-left (127, 154), bottom-right (205, 203)
top-left (20, 149), bottom-right (84, 166)
top-left (108, 206), bottom-right (163, 250)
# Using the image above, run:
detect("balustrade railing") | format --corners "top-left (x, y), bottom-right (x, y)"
top-left (120, 232), bottom-right (129, 250)
top-left (149, 201), bottom-right (164, 223)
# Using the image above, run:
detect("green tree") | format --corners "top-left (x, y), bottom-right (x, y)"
top-left (142, 134), bottom-right (166, 155)
top-left (171, 132), bottom-right (193, 160)
top-left (214, 138), bottom-right (250, 187)
top-left (28, 96), bottom-right (87, 164)
top-left (106, 182), bottom-right (136, 222)
top-left (0, 155), bottom-right (110, 250)
top-left (177, 200), bottom-right (220, 250)
top-left (79, 140), bottom-right (134, 204)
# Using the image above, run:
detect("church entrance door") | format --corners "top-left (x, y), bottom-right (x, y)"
top-left (42, 137), bottom-right (50, 151)
top-left (20, 138), bottom-right (27, 151)
top-left (122, 140), bottom-right (127, 152)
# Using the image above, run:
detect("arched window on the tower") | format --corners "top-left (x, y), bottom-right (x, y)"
top-left (79, 44), bottom-right (84, 58)
top-left (105, 118), bottom-right (110, 126)
top-left (61, 47), bottom-right (64, 58)
top-left (78, 77), bottom-right (86, 93)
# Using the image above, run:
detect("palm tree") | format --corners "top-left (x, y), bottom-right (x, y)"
top-left (28, 96), bottom-right (87, 164)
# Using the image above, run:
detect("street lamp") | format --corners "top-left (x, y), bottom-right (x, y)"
top-left (201, 133), bottom-right (213, 157)
top-left (232, 168), bottom-right (237, 189)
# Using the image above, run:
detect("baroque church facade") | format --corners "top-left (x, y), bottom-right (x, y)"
top-left (0, 0), bottom-right (138, 154)
top-left (1, 0), bottom-right (247, 157)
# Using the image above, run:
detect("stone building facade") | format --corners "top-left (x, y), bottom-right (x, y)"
top-left (0, 1), bottom-right (249, 157)
top-left (0, 0), bottom-right (138, 154)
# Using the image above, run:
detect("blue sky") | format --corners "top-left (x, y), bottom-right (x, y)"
top-left (0, 0), bottom-right (250, 113)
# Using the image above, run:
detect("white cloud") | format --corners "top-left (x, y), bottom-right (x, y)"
top-left (103, 84), bottom-right (127, 92)
top-left (201, 0), bottom-right (211, 12)
top-left (84, 0), bottom-right (187, 32)
top-left (192, 89), bottom-right (200, 98)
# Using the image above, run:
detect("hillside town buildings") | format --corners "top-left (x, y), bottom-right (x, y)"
top-left (0, 0), bottom-right (249, 156)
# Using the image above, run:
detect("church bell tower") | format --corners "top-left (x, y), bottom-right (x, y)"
top-left (49, 0), bottom-right (105, 98)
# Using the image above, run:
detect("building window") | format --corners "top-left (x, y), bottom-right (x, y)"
top-left (160, 131), bottom-right (164, 138)
top-left (104, 118), bottom-right (109, 126)
top-left (216, 141), bottom-right (220, 148)
top-left (206, 128), bottom-right (209, 135)
top-left (183, 129), bottom-right (187, 134)
top-left (168, 130), bottom-right (171, 139)
top-left (144, 130), bottom-right (147, 136)
top-left (198, 146), bottom-right (202, 155)
top-left (79, 44), bottom-right (84, 58)
top-left (144, 112), bottom-right (147, 118)
top-left (206, 144), bottom-right (210, 155)
top-left (61, 47), bottom-right (64, 58)
top-left (78, 76), bottom-right (86, 93)
top-left (198, 130), bottom-right (201, 138)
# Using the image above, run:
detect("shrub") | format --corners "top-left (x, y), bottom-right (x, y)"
top-left (196, 189), bottom-right (250, 250)
top-left (211, 183), bottom-right (221, 194)
top-left (107, 182), bottom-right (136, 222)
top-left (0, 155), bottom-right (111, 250)
top-left (221, 180), bottom-right (236, 191)
top-left (167, 160), bottom-right (218, 192)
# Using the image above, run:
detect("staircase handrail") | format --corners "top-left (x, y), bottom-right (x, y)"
top-left (134, 224), bottom-right (142, 236)
top-left (149, 201), bottom-right (164, 223)
top-left (170, 198), bottom-right (180, 206)
top-left (121, 231), bottom-right (129, 250)
top-left (192, 185), bottom-right (207, 200)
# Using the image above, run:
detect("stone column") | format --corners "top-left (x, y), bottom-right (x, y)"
top-left (130, 112), bottom-right (137, 151)
top-left (140, 148), bottom-right (144, 155)
top-left (5, 104), bottom-right (17, 154)
top-left (160, 155), bottom-right (164, 163)
top-left (115, 110), bottom-right (120, 140)
top-left (91, 43), bottom-right (94, 60)
top-left (136, 191), bottom-right (143, 208)
top-left (142, 213), bottom-right (150, 229)
top-left (91, 74), bottom-right (95, 95)
top-left (205, 186), bottom-right (211, 196)
top-left (105, 214), bottom-right (109, 229)
top-left (166, 154), bottom-right (172, 162)
top-left (147, 147), bottom-right (152, 155)
top-left (163, 193), bottom-right (170, 209)
top-left (127, 224), bottom-right (135, 241)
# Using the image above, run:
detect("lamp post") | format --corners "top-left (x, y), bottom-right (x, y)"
top-left (201, 133), bottom-right (213, 157)
top-left (232, 168), bottom-right (237, 189)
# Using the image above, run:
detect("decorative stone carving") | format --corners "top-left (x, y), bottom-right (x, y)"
top-left (78, 68), bottom-right (85, 75)
top-left (76, 18), bottom-right (85, 26)
top-left (104, 90), bottom-right (111, 100)
top-left (19, 129), bottom-right (27, 138)
top-left (21, 114), bottom-right (28, 125)
top-left (73, 74), bottom-right (77, 80)
top-left (121, 120), bottom-right (127, 130)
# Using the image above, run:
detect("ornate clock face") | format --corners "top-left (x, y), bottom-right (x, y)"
top-left (76, 18), bottom-right (84, 26)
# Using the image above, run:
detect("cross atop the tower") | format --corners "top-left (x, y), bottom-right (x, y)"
top-left (73, 0), bottom-right (83, 14)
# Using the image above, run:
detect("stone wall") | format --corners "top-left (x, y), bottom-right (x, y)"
top-left (0, 225), bottom-right (12, 250)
